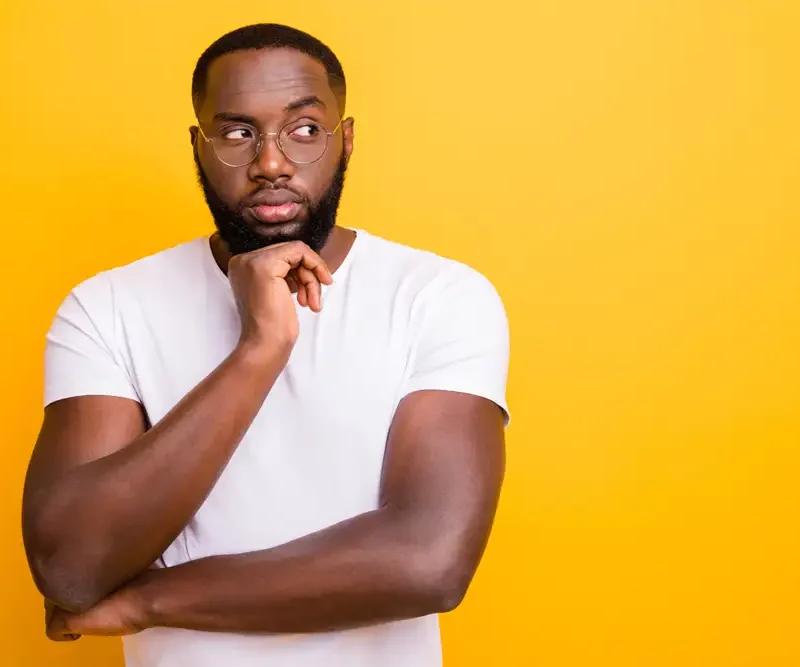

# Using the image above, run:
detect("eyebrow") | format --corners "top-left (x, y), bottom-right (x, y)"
top-left (210, 97), bottom-right (326, 125)
top-left (211, 111), bottom-right (257, 124)
top-left (284, 96), bottom-right (326, 113)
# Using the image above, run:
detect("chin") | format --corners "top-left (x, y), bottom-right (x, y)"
top-left (252, 218), bottom-right (307, 240)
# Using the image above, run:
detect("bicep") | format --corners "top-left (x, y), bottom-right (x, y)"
top-left (24, 396), bottom-right (147, 500)
top-left (380, 390), bottom-right (505, 559)
top-left (34, 276), bottom-right (147, 488)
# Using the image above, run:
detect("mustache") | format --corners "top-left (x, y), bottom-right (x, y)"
top-left (192, 151), bottom-right (310, 213)
top-left (240, 185), bottom-right (308, 210)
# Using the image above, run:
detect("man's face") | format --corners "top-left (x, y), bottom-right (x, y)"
top-left (192, 48), bottom-right (354, 254)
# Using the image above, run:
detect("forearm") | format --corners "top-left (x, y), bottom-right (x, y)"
top-left (135, 508), bottom-right (464, 634)
top-left (29, 343), bottom-right (288, 611)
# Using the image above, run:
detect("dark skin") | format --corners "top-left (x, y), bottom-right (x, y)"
top-left (193, 47), bottom-right (357, 276)
top-left (23, 47), bottom-right (506, 640)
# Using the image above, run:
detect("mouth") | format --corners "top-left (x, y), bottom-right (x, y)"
top-left (248, 202), bottom-right (303, 224)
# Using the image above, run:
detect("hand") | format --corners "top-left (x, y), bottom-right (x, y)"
top-left (45, 586), bottom-right (149, 641)
top-left (45, 598), bottom-right (80, 642)
top-left (228, 241), bottom-right (333, 351)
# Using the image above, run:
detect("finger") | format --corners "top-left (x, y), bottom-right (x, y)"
top-left (312, 262), bottom-right (334, 286)
top-left (286, 270), bottom-right (308, 308)
top-left (294, 273), bottom-right (308, 308)
top-left (295, 266), bottom-right (320, 311)
top-left (294, 265), bottom-right (322, 312)
top-left (47, 610), bottom-right (81, 642)
top-left (281, 244), bottom-right (333, 285)
top-left (297, 282), bottom-right (308, 308)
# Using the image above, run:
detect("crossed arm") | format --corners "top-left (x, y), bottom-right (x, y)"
top-left (24, 349), bottom-right (505, 638)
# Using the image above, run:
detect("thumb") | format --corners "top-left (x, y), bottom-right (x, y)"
top-left (47, 608), bottom-right (82, 642)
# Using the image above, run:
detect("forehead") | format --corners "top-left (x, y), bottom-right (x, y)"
top-left (199, 48), bottom-right (339, 119)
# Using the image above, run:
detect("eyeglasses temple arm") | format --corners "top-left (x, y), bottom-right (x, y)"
top-left (196, 123), bottom-right (212, 143)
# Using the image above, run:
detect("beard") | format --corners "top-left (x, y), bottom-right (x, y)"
top-left (195, 153), bottom-right (348, 255)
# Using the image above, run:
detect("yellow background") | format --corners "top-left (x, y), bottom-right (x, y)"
top-left (2, 1), bottom-right (798, 665)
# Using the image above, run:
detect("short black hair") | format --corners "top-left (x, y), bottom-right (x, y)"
top-left (192, 23), bottom-right (346, 114)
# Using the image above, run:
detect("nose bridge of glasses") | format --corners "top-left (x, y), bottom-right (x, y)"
top-left (256, 131), bottom-right (294, 170)
top-left (254, 129), bottom-right (288, 165)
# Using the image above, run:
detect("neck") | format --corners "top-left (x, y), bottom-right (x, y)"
top-left (210, 225), bottom-right (357, 278)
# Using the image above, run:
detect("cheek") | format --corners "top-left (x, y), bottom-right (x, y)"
top-left (301, 155), bottom-right (340, 202)
top-left (201, 150), bottom-right (249, 203)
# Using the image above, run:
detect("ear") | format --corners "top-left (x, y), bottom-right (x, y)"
top-left (189, 126), bottom-right (199, 145)
top-left (342, 117), bottom-right (355, 160)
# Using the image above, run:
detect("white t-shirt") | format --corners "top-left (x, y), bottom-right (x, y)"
top-left (44, 228), bottom-right (510, 667)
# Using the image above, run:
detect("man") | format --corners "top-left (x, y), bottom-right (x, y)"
top-left (22, 23), bottom-right (509, 667)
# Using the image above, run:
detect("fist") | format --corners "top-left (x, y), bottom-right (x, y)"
top-left (228, 241), bottom-right (333, 351)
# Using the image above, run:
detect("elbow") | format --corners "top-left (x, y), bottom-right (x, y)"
top-left (23, 505), bottom-right (108, 612)
top-left (28, 551), bottom-right (104, 613)
top-left (34, 570), bottom-right (102, 614)
top-left (430, 565), bottom-right (472, 613)
top-left (416, 552), bottom-right (475, 614)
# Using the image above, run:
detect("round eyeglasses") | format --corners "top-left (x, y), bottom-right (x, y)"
top-left (197, 117), bottom-right (343, 168)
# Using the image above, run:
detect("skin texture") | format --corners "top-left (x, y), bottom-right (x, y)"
top-left (23, 46), bottom-right (506, 641)
top-left (194, 47), bottom-right (355, 257)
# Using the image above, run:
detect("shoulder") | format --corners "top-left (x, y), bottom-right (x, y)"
top-left (65, 238), bottom-right (210, 308)
top-left (105, 238), bottom-right (210, 292)
top-left (358, 231), bottom-right (497, 294)
top-left (353, 229), bottom-right (504, 305)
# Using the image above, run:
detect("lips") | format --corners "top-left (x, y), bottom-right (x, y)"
top-left (251, 202), bottom-right (302, 223)
top-left (245, 190), bottom-right (303, 224)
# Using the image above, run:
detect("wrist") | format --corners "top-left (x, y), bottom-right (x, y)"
top-left (233, 335), bottom-right (294, 369)
top-left (125, 568), bottom-right (163, 631)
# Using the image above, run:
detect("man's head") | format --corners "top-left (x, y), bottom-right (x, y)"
top-left (190, 24), bottom-right (354, 255)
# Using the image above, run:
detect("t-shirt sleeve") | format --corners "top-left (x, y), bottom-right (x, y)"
top-left (401, 263), bottom-right (511, 424)
top-left (44, 275), bottom-right (140, 408)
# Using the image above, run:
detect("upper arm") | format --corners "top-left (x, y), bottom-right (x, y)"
top-left (24, 396), bottom-right (147, 499)
top-left (380, 391), bottom-right (505, 581)
top-left (22, 396), bottom-right (148, 604)
top-left (24, 277), bottom-right (147, 533)
top-left (378, 263), bottom-right (510, 594)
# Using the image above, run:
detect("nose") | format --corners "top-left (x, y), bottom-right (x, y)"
top-left (249, 133), bottom-right (296, 183)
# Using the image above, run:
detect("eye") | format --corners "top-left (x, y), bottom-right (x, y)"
top-left (221, 127), bottom-right (255, 141)
top-left (289, 123), bottom-right (323, 139)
